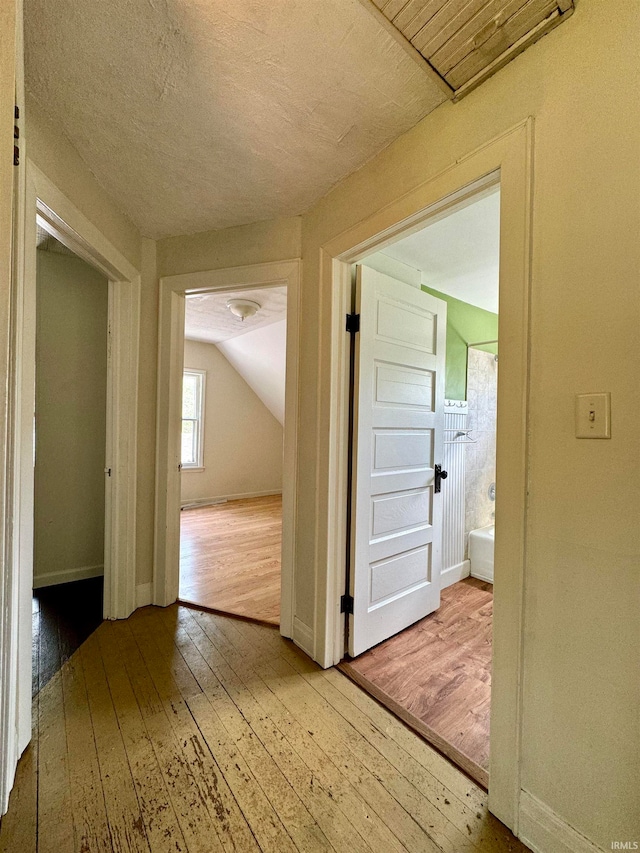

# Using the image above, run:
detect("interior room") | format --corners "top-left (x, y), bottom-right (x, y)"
top-left (32, 227), bottom-right (107, 694)
top-left (179, 286), bottom-right (287, 625)
top-left (2, 2), bottom-right (638, 852)
top-left (340, 186), bottom-right (500, 787)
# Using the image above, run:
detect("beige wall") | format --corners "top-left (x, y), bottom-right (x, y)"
top-left (26, 96), bottom-right (141, 271)
top-left (153, 218), bottom-right (299, 585)
top-left (157, 216), bottom-right (301, 278)
top-left (0, 1), bottom-right (16, 619)
top-left (296, 0), bottom-right (639, 847)
top-left (34, 250), bottom-right (108, 585)
top-left (181, 340), bottom-right (283, 503)
top-left (21, 2), bottom-right (639, 843)
top-left (24, 98), bottom-right (162, 590)
top-left (23, 93), bottom-right (300, 589)
top-left (26, 94), bottom-right (151, 588)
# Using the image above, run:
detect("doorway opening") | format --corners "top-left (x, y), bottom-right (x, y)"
top-left (178, 286), bottom-right (287, 626)
top-left (339, 183), bottom-right (500, 788)
top-left (3, 163), bottom-right (140, 812)
top-left (31, 225), bottom-right (108, 694)
top-left (153, 259), bottom-right (299, 639)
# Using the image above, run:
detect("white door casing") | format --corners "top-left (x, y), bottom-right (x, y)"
top-left (349, 266), bottom-right (446, 657)
top-left (322, 122), bottom-right (532, 830)
top-left (154, 260), bottom-right (300, 641)
top-left (27, 174), bottom-right (140, 623)
top-left (0, 0), bottom-right (20, 816)
top-left (0, 160), bottom-right (141, 816)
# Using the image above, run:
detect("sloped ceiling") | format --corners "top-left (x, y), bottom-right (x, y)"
top-left (24, 0), bottom-right (447, 239)
top-left (217, 321), bottom-right (287, 426)
top-left (184, 286), bottom-right (287, 423)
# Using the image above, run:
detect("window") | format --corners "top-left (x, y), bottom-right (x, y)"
top-left (181, 369), bottom-right (205, 469)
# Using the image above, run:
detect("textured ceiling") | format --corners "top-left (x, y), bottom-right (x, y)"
top-left (185, 286), bottom-right (287, 344)
top-left (24, 0), bottom-right (447, 239)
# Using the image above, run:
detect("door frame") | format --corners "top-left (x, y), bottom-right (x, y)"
top-left (23, 162), bottom-right (141, 620)
top-left (0, 0), bottom-right (20, 816)
top-left (153, 259), bottom-right (300, 638)
top-left (0, 159), bottom-right (141, 813)
top-left (320, 120), bottom-right (532, 830)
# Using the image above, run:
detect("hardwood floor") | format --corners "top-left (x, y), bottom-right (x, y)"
top-left (0, 603), bottom-right (530, 853)
top-left (32, 577), bottom-right (103, 697)
top-left (180, 495), bottom-right (282, 625)
top-left (340, 578), bottom-right (493, 788)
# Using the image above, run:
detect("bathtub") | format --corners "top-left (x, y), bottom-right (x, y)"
top-left (469, 525), bottom-right (494, 583)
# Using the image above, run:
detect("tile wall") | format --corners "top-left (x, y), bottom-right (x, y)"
top-left (464, 347), bottom-right (498, 555)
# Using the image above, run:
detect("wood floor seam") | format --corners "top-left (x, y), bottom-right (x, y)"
top-left (150, 610), bottom-right (330, 853)
top-left (1, 603), bottom-right (530, 853)
top-left (178, 636), bottom-right (337, 852)
top-left (178, 608), bottom-right (392, 849)
top-left (340, 578), bottom-right (492, 786)
top-left (181, 609), bottom-right (466, 853)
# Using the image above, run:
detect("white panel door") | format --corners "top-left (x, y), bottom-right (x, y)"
top-left (349, 265), bottom-right (447, 657)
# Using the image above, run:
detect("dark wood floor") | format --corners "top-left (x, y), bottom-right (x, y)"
top-left (180, 495), bottom-right (282, 625)
top-left (340, 577), bottom-right (492, 788)
top-left (32, 576), bottom-right (103, 697)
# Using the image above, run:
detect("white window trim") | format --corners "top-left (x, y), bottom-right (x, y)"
top-left (181, 368), bottom-right (206, 470)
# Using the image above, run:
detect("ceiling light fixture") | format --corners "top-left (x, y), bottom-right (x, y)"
top-left (226, 298), bottom-right (261, 321)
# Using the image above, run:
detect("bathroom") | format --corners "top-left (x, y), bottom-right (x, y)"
top-left (341, 183), bottom-right (500, 787)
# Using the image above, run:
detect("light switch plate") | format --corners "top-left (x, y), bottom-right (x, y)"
top-left (575, 392), bottom-right (611, 439)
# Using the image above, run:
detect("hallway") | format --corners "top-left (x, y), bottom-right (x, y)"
top-left (0, 604), bottom-right (528, 853)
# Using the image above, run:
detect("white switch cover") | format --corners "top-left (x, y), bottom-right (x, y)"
top-left (575, 392), bottom-right (611, 439)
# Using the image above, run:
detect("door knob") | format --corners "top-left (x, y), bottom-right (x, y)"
top-left (434, 464), bottom-right (448, 493)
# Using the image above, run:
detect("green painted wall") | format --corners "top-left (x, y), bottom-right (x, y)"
top-left (422, 286), bottom-right (498, 400)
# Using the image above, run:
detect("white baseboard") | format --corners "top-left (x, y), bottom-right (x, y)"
top-left (440, 559), bottom-right (471, 590)
top-left (470, 569), bottom-right (494, 584)
top-left (33, 564), bottom-right (104, 589)
top-left (519, 791), bottom-right (605, 853)
top-left (292, 617), bottom-right (314, 658)
top-left (135, 583), bottom-right (152, 608)
top-left (181, 489), bottom-right (282, 510)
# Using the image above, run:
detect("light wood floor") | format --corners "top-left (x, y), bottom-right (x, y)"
top-left (340, 578), bottom-right (493, 788)
top-left (0, 604), bottom-right (529, 853)
top-left (180, 495), bottom-right (281, 625)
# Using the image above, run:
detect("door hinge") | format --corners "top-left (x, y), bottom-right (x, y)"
top-left (104, 468), bottom-right (112, 477)
top-left (13, 105), bottom-right (19, 166)
top-left (345, 313), bottom-right (360, 334)
top-left (340, 593), bottom-right (354, 614)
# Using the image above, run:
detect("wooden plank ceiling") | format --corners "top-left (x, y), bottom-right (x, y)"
top-left (362, 0), bottom-right (574, 99)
